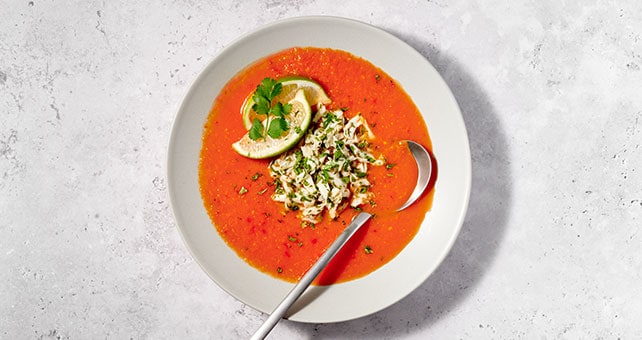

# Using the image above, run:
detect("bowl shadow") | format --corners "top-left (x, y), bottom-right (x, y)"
top-left (289, 31), bottom-right (513, 338)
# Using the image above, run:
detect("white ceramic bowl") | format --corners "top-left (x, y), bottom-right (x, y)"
top-left (167, 16), bottom-right (471, 323)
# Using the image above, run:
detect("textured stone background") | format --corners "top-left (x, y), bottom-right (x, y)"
top-left (1, 0), bottom-right (641, 338)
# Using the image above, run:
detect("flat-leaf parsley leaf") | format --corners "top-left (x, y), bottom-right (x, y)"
top-left (249, 78), bottom-right (293, 140)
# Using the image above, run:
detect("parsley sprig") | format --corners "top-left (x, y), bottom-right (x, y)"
top-left (249, 78), bottom-right (293, 140)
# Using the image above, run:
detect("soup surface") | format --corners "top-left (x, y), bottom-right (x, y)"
top-left (199, 47), bottom-right (433, 285)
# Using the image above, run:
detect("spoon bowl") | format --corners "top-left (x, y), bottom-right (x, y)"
top-left (251, 140), bottom-right (433, 340)
top-left (397, 140), bottom-right (433, 212)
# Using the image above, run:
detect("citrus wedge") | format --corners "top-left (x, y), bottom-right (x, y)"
top-left (232, 89), bottom-right (312, 159)
top-left (241, 76), bottom-right (331, 130)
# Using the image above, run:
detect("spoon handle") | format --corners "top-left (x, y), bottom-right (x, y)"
top-left (251, 212), bottom-right (372, 340)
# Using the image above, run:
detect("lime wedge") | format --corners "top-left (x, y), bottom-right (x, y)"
top-left (233, 89), bottom-right (312, 159)
top-left (242, 76), bottom-right (331, 130)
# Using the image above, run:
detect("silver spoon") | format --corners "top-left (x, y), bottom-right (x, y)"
top-left (251, 140), bottom-right (432, 340)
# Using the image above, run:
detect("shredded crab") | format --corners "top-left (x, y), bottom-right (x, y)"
top-left (269, 105), bottom-right (384, 222)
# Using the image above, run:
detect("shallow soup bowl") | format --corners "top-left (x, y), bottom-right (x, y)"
top-left (167, 16), bottom-right (471, 323)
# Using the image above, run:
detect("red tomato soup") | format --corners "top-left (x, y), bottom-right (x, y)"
top-left (199, 47), bottom-right (434, 285)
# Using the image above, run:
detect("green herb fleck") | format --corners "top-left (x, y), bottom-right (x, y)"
top-left (238, 186), bottom-right (248, 195)
top-left (301, 221), bottom-right (316, 229)
top-left (365, 245), bottom-right (374, 254)
top-left (375, 74), bottom-right (381, 82)
top-left (257, 188), bottom-right (268, 195)
top-left (251, 172), bottom-right (262, 181)
top-left (320, 169), bottom-right (330, 183)
top-left (333, 148), bottom-right (345, 161)
top-left (323, 112), bottom-right (338, 128)
top-left (386, 163), bottom-right (396, 170)
top-left (288, 235), bottom-right (297, 242)
top-left (277, 267), bottom-right (283, 274)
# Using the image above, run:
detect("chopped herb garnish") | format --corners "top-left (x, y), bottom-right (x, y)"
top-left (365, 245), bottom-right (374, 254)
top-left (288, 235), bottom-right (297, 242)
top-left (385, 163), bottom-right (396, 170)
top-left (277, 267), bottom-right (283, 274)
top-left (257, 188), bottom-right (268, 195)
top-left (375, 74), bottom-right (381, 82)
top-left (238, 186), bottom-right (248, 195)
top-left (251, 172), bottom-right (262, 181)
